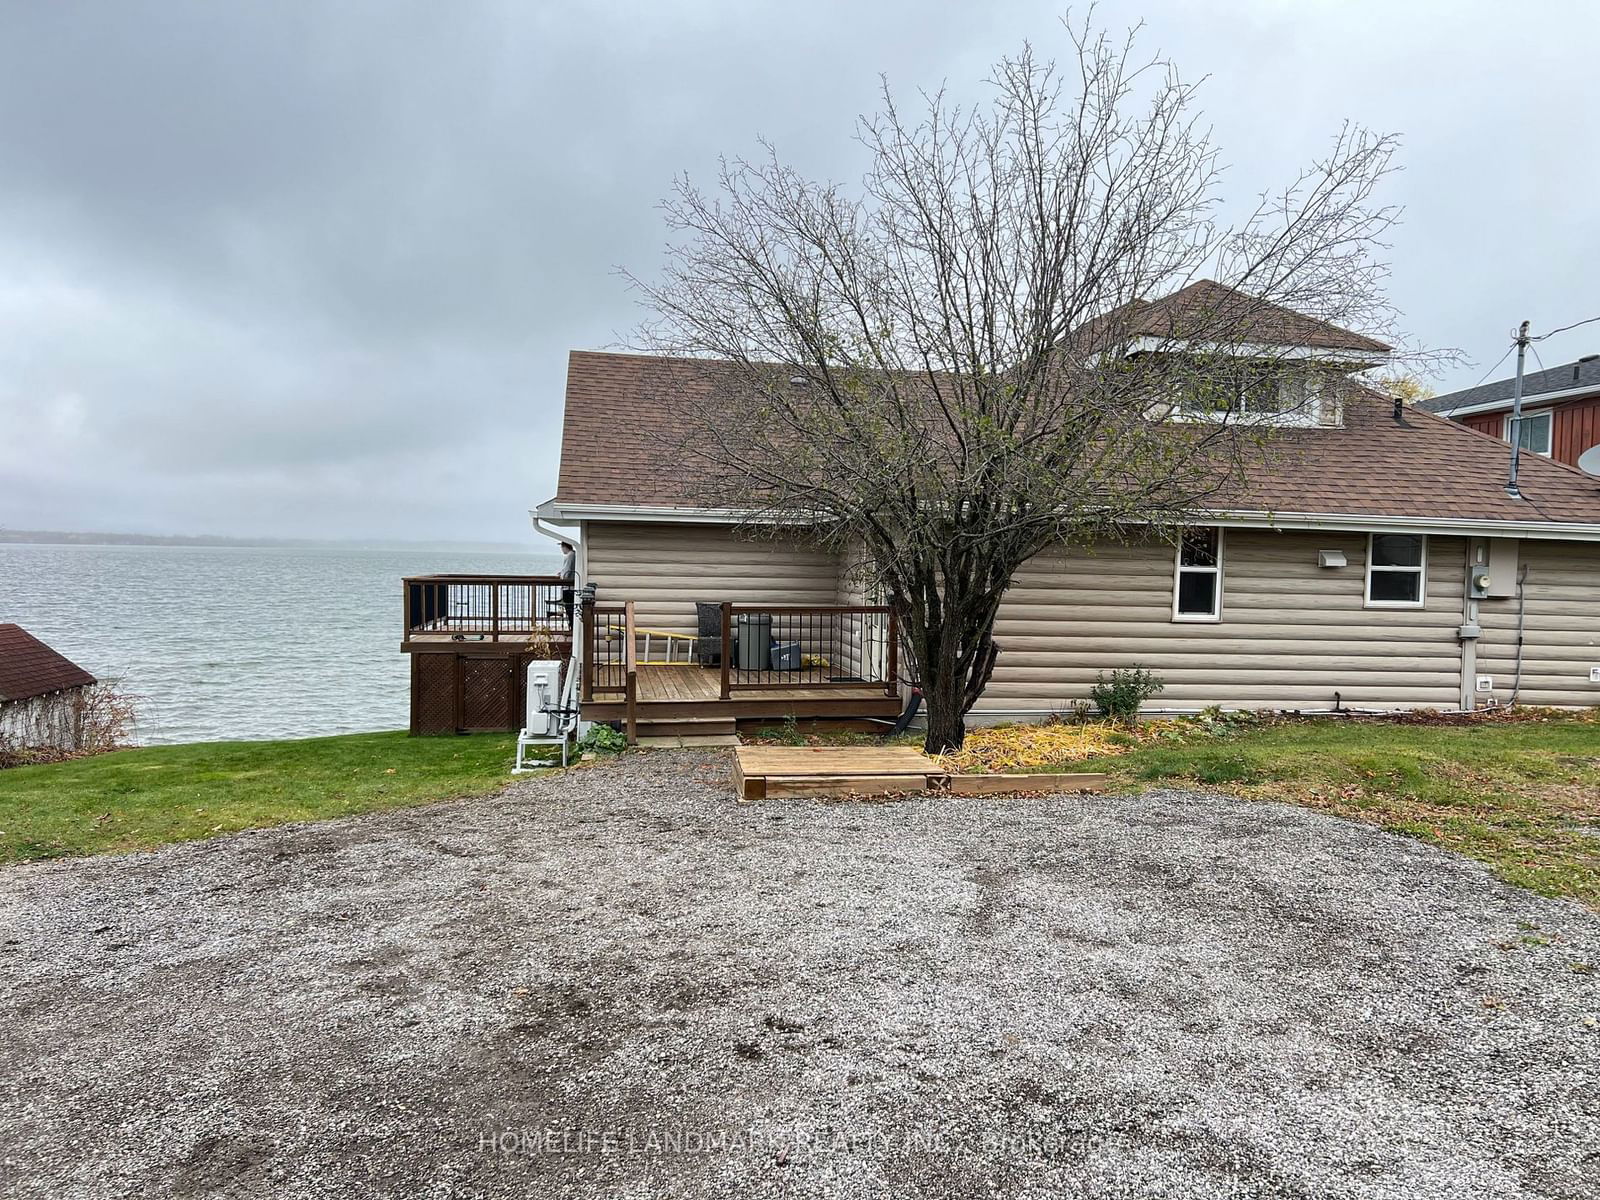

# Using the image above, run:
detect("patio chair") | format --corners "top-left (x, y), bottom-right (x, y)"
top-left (694, 602), bottom-right (734, 668)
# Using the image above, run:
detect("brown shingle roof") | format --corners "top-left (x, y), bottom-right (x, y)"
top-left (1229, 393), bottom-right (1600, 523)
top-left (0, 625), bottom-right (96, 703)
top-left (1112, 279), bottom-right (1391, 354)
top-left (552, 352), bottom-right (1600, 528)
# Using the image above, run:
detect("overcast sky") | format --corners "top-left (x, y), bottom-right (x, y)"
top-left (2, 1), bottom-right (1597, 544)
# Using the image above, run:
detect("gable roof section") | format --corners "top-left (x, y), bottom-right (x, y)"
top-left (1109, 279), bottom-right (1391, 354)
top-left (552, 352), bottom-right (1600, 532)
top-left (1420, 355), bottom-right (1600, 416)
top-left (0, 625), bottom-right (96, 703)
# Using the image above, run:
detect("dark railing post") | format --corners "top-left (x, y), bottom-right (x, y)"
top-left (580, 594), bottom-right (596, 702)
top-left (623, 600), bottom-right (638, 744)
top-left (885, 607), bottom-right (899, 697)
top-left (489, 583), bottom-right (500, 642)
top-left (720, 602), bottom-right (733, 700)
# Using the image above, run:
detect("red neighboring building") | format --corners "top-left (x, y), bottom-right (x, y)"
top-left (1420, 354), bottom-right (1600, 474)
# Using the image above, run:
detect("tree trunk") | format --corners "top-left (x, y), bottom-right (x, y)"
top-left (922, 668), bottom-right (969, 754)
top-left (910, 602), bottom-right (1002, 755)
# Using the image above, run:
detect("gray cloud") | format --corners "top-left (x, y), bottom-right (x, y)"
top-left (2, 0), bottom-right (1596, 541)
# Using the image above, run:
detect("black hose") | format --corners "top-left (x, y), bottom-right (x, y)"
top-left (889, 688), bottom-right (923, 736)
top-left (1508, 564), bottom-right (1530, 705)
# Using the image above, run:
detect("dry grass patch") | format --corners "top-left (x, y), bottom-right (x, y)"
top-left (934, 720), bottom-right (1147, 773)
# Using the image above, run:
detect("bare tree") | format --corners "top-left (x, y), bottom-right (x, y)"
top-left (626, 18), bottom-right (1403, 751)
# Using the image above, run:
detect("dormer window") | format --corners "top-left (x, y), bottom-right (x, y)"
top-left (1168, 363), bottom-right (1332, 427)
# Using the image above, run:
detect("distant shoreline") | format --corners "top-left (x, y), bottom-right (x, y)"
top-left (0, 529), bottom-right (532, 553)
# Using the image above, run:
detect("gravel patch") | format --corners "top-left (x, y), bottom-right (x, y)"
top-left (2, 750), bottom-right (1597, 1199)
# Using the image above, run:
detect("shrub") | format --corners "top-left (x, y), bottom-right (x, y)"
top-left (1089, 666), bottom-right (1165, 723)
top-left (577, 724), bottom-right (627, 755)
top-left (754, 715), bottom-right (806, 746)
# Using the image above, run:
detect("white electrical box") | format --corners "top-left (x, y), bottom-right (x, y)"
top-left (1476, 675), bottom-right (1494, 693)
top-left (1590, 666), bottom-right (1600, 683)
top-left (1486, 539), bottom-right (1519, 599)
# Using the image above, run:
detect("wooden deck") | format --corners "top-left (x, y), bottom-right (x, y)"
top-left (581, 664), bottom-right (903, 727)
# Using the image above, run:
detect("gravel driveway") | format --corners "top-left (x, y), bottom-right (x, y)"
top-left (2, 751), bottom-right (1597, 1199)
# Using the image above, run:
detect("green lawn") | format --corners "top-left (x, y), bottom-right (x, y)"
top-left (6, 716), bottom-right (1599, 911)
top-left (0, 731), bottom-right (521, 863)
top-left (1102, 714), bottom-right (1600, 909)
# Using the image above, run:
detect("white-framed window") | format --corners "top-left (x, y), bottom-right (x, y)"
top-left (1168, 364), bottom-right (1327, 427)
top-left (1172, 527), bottom-right (1223, 621)
top-left (1365, 533), bottom-right (1427, 608)
top-left (1504, 409), bottom-right (1553, 456)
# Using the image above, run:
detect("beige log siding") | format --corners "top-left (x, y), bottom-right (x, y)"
top-left (833, 543), bottom-right (888, 682)
top-left (976, 530), bottom-right (1469, 714)
top-left (581, 521), bottom-right (841, 638)
top-left (1476, 539), bottom-right (1600, 708)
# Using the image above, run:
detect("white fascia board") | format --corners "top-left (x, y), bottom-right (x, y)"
top-left (1429, 382), bottom-right (1600, 419)
top-left (1124, 337), bottom-right (1390, 368)
top-left (1195, 509), bottom-right (1600, 543)
top-left (546, 500), bottom-right (1600, 542)
top-left (538, 500), bottom-right (783, 526)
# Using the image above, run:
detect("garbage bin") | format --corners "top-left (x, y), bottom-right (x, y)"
top-left (735, 613), bottom-right (773, 671)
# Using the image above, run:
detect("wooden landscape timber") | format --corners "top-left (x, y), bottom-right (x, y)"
top-left (732, 745), bottom-right (1106, 802)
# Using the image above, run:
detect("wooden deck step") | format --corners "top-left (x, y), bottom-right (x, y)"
top-left (635, 717), bottom-right (738, 738)
top-left (733, 744), bottom-right (942, 801)
top-left (637, 733), bottom-right (740, 748)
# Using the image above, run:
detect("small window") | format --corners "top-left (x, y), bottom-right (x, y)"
top-left (1170, 364), bottom-right (1324, 426)
top-left (1172, 528), bottom-right (1223, 621)
top-left (1504, 410), bottom-right (1552, 456)
top-left (1366, 533), bottom-right (1426, 607)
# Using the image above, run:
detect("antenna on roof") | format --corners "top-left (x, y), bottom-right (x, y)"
top-left (1505, 320), bottom-right (1531, 500)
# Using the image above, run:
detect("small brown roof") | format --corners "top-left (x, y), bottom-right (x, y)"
top-left (1110, 279), bottom-right (1391, 354)
top-left (0, 625), bottom-right (96, 703)
top-left (552, 353), bottom-right (1600, 528)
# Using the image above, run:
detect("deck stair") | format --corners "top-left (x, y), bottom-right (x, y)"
top-left (734, 745), bottom-right (944, 800)
top-left (634, 714), bottom-right (739, 748)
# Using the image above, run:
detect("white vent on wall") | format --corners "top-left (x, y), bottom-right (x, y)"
top-left (1476, 675), bottom-right (1494, 693)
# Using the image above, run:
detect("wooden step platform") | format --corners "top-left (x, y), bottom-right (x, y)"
top-left (732, 744), bottom-right (1108, 801)
top-left (734, 745), bottom-right (941, 800)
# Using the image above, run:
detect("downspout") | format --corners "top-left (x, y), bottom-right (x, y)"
top-left (528, 509), bottom-right (586, 733)
top-left (528, 510), bottom-right (580, 554)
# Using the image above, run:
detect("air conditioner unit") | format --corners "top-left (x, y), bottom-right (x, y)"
top-left (523, 659), bottom-right (563, 735)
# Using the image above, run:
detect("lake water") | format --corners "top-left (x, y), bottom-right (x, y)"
top-left (0, 543), bottom-right (559, 745)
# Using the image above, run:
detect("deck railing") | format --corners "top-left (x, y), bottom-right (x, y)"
top-left (403, 574), bottom-right (572, 642)
top-left (718, 604), bottom-right (897, 699)
top-left (582, 602), bottom-right (629, 700)
top-left (582, 600), bottom-right (638, 740)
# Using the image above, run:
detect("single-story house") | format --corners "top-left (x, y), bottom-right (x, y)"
top-left (1420, 353), bottom-right (1600, 474)
top-left (0, 624), bottom-right (98, 753)
top-left (530, 286), bottom-right (1600, 737)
